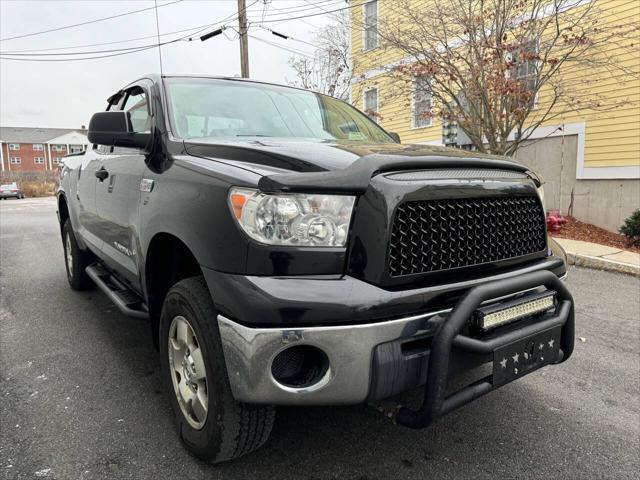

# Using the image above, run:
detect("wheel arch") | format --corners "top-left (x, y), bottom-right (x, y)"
top-left (57, 193), bottom-right (69, 236)
top-left (144, 232), bottom-right (205, 348)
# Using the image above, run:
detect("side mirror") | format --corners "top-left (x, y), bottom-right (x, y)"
top-left (388, 131), bottom-right (401, 143)
top-left (88, 111), bottom-right (151, 151)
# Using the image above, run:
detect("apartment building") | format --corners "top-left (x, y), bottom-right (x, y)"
top-left (350, 0), bottom-right (640, 232)
top-left (0, 126), bottom-right (89, 172)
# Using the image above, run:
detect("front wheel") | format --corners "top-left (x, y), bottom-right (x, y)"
top-left (160, 276), bottom-right (275, 463)
top-left (62, 219), bottom-right (94, 290)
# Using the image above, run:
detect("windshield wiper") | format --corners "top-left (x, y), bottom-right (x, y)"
top-left (236, 134), bottom-right (273, 137)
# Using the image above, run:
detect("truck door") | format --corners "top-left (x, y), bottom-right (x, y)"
top-left (75, 95), bottom-right (123, 252)
top-left (93, 82), bottom-right (151, 290)
top-left (74, 149), bottom-right (103, 252)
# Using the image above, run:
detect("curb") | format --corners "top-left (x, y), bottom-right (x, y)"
top-left (565, 252), bottom-right (640, 277)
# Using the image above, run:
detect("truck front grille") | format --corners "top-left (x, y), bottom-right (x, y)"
top-left (388, 196), bottom-right (546, 277)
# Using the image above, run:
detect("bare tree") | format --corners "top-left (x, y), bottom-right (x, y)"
top-left (289, 56), bottom-right (316, 90)
top-left (374, 0), bottom-right (639, 155)
top-left (288, 10), bottom-right (353, 101)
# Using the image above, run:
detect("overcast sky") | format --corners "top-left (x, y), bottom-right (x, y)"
top-left (0, 0), bottom-right (339, 128)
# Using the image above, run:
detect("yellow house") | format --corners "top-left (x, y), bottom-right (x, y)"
top-left (350, 0), bottom-right (640, 232)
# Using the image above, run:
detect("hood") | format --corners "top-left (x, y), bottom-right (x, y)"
top-left (182, 137), bottom-right (529, 194)
top-left (182, 137), bottom-right (517, 176)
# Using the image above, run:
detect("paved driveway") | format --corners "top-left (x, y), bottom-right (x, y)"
top-left (1, 197), bottom-right (639, 479)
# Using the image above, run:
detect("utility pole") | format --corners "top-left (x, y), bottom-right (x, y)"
top-left (237, 0), bottom-right (249, 78)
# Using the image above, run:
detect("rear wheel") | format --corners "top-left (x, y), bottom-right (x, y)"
top-left (160, 276), bottom-right (275, 463)
top-left (62, 219), bottom-right (94, 290)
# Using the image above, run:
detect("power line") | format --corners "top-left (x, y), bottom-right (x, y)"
top-left (255, 25), bottom-right (317, 48)
top-left (0, 3), bottom-right (256, 59)
top-left (0, 0), bottom-right (349, 62)
top-left (252, 1), bottom-right (364, 24)
top-left (0, 45), bottom-right (161, 62)
top-left (0, 21), bottom-right (215, 54)
top-left (1, 42), bottom-right (182, 57)
top-left (154, 0), bottom-right (165, 75)
top-left (0, 26), bottom-right (219, 58)
top-left (0, 0), bottom-right (261, 54)
top-left (0, 0), bottom-right (183, 42)
top-left (248, 34), bottom-right (315, 59)
top-left (266, 12), bottom-right (322, 30)
top-left (0, 0), bottom-right (334, 55)
top-left (302, 0), bottom-right (343, 17)
top-left (249, 0), bottom-right (341, 16)
top-left (0, 20), bottom-right (222, 61)
top-left (245, 0), bottom-right (343, 21)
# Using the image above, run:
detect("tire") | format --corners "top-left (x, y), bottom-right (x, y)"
top-left (160, 276), bottom-right (275, 463)
top-left (62, 219), bottom-right (95, 290)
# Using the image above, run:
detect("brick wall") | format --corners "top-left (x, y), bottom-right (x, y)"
top-left (1, 143), bottom-right (68, 171)
top-left (49, 144), bottom-right (68, 168)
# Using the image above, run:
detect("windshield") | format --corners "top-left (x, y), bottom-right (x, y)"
top-left (164, 77), bottom-right (394, 143)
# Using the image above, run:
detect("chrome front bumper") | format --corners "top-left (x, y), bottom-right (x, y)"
top-left (217, 274), bottom-right (568, 406)
top-left (217, 310), bottom-right (448, 405)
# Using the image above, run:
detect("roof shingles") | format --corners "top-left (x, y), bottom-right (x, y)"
top-left (0, 126), bottom-right (87, 144)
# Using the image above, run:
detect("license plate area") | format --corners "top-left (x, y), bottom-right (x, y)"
top-left (492, 326), bottom-right (561, 387)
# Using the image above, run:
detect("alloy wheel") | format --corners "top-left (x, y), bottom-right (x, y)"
top-left (168, 315), bottom-right (209, 429)
top-left (65, 233), bottom-right (73, 278)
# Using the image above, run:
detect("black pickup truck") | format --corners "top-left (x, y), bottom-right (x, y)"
top-left (58, 74), bottom-right (574, 463)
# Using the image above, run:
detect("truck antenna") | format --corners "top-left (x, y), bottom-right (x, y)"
top-left (154, 0), bottom-right (164, 76)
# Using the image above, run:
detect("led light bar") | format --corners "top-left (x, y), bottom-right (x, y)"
top-left (475, 292), bottom-right (556, 331)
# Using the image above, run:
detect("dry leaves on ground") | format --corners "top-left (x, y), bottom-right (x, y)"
top-left (550, 216), bottom-right (640, 254)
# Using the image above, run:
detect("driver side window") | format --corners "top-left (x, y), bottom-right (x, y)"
top-left (110, 86), bottom-right (151, 154)
top-left (121, 87), bottom-right (151, 133)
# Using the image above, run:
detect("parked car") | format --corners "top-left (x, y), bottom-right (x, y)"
top-left (57, 75), bottom-right (574, 463)
top-left (0, 182), bottom-right (25, 199)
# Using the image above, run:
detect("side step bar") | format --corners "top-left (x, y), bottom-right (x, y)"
top-left (86, 263), bottom-right (149, 319)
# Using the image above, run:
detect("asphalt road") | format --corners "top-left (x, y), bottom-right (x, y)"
top-left (1, 197), bottom-right (639, 480)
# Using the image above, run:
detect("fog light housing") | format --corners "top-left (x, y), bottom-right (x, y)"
top-left (271, 345), bottom-right (329, 389)
top-left (475, 292), bottom-right (556, 331)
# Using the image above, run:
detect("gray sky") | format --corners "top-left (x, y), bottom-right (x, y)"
top-left (0, 0), bottom-right (339, 128)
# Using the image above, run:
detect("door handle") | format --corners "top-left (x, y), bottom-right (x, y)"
top-left (95, 168), bottom-right (109, 181)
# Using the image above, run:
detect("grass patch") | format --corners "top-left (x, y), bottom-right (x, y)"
top-left (1, 171), bottom-right (59, 198)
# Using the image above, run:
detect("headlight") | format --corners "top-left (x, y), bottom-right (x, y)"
top-left (228, 187), bottom-right (356, 247)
